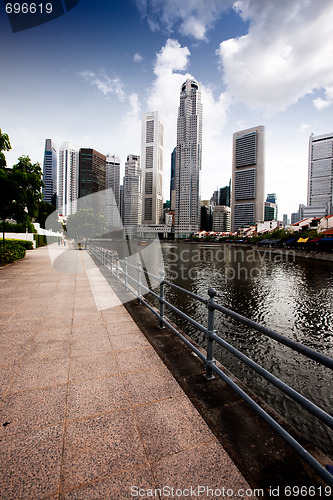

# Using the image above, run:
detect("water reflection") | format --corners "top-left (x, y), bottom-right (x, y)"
top-left (161, 242), bottom-right (333, 459)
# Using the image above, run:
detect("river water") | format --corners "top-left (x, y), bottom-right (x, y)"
top-left (158, 241), bottom-right (333, 460)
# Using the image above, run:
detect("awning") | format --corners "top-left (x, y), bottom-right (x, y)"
top-left (297, 237), bottom-right (309, 243)
top-left (284, 238), bottom-right (296, 244)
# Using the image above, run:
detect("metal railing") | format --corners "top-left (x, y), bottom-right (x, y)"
top-left (89, 243), bottom-right (333, 487)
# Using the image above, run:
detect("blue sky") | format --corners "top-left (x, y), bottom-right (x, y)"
top-left (1, 0), bottom-right (333, 218)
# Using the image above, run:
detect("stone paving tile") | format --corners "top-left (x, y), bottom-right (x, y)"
top-left (0, 425), bottom-right (63, 500)
top-left (0, 385), bottom-right (67, 436)
top-left (66, 375), bottom-right (129, 421)
top-left (0, 343), bottom-right (30, 367)
top-left (71, 337), bottom-right (113, 358)
top-left (106, 321), bottom-right (141, 337)
top-left (71, 323), bottom-right (109, 340)
top-left (69, 353), bottom-right (119, 382)
top-left (0, 364), bottom-right (20, 397)
top-left (72, 314), bottom-right (105, 328)
top-left (60, 468), bottom-right (156, 499)
top-left (9, 357), bottom-right (70, 393)
top-left (109, 332), bottom-right (151, 351)
top-left (152, 440), bottom-right (255, 499)
top-left (133, 395), bottom-right (215, 462)
top-left (60, 411), bottom-right (148, 490)
top-left (34, 326), bottom-right (72, 343)
top-left (122, 365), bottom-right (184, 405)
top-left (115, 346), bottom-right (164, 373)
top-left (25, 340), bottom-right (71, 362)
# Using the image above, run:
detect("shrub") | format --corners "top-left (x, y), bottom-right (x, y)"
top-left (0, 240), bottom-right (26, 265)
top-left (6, 239), bottom-right (33, 250)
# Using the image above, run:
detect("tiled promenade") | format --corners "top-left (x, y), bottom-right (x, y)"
top-left (0, 245), bottom-right (255, 499)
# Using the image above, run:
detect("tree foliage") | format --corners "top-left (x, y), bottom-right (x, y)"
top-left (66, 209), bottom-right (107, 242)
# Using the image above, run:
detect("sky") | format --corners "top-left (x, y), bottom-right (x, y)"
top-left (1, 0), bottom-right (333, 219)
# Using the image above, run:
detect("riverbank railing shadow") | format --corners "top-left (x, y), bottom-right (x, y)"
top-left (89, 243), bottom-right (333, 487)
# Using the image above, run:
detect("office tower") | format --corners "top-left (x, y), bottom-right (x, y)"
top-left (170, 147), bottom-right (176, 211)
top-left (141, 111), bottom-right (164, 225)
top-left (210, 190), bottom-right (219, 206)
top-left (58, 142), bottom-right (78, 217)
top-left (307, 133), bottom-right (333, 215)
top-left (291, 212), bottom-right (299, 225)
top-left (283, 214), bottom-right (289, 226)
top-left (264, 193), bottom-right (277, 221)
top-left (105, 154), bottom-right (121, 230)
top-left (78, 148), bottom-right (106, 198)
top-left (123, 154), bottom-right (142, 231)
top-left (212, 205), bottom-right (231, 232)
top-left (42, 139), bottom-right (57, 207)
top-left (231, 125), bottom-right (265, 231)
top-left (200, 200), bottom-right (212, 231)
top-left (219, 180), bottom-right (231, 207)
top-left (175, 78), bottom-right (203, 237)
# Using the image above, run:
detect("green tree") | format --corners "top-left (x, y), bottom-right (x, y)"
top-left (66, 209), bottom-right (107, 247)
top-left (36, 200), bottom-right (56, 229)
top-left (0, 150), bottom-right (44, 248)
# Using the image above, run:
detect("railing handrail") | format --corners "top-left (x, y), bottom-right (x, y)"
top-left (88, 243), bottom-right (333, 487)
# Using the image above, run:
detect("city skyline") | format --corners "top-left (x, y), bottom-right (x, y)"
top-left (1, 1), bottom-right (333, 218)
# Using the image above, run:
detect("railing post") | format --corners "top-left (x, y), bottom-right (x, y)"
top-left (110, 251), bottom-right (113, 275)
top-left (116, 255), bottom-right (120, 280)
top-left (159, 270), bottom-right (165, 329)
top-left (137, 262), bottom-right (142, 305)
top-left (205, 288), bottom-right (217, 380)
top-left (124, 257), bottom-right (128, 290)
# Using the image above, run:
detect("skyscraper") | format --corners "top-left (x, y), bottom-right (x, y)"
top-left (141, 111), bottom-right (164, 225)
top-left (264, 193), bottom-right (278, 221)
top-left (170, 147), bottom-right (176, 211)
top-left (42, 139), bottom-right (57, 207)
top-left (105, 154), bottom-right (121, 230)
top-left (307, 132), bottom-right (333, 215)
top-left (79, 148), bottom-right (106, 198)
top-left (175, 78), bottom-right (203, 237)
top-left (219, 180), bottom-right (231, 207)
top-left (231, 126), bottom-right (265, 231)
top-left (58, 142), bottom-right (78, 217)
top-left (123, 154), bottom-right (142, 232)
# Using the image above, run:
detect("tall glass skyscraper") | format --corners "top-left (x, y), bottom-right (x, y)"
top-left (141, 111), bottom-right (164, 225)
top-left (58, 142), bottom-right (78, 217)
top-left (105, 154), bottom-right (121, 230)
top-left (231, 126), bottom-right (265, 231)
top-left (175, 78), bottom-right (203, 237)
top-left (42, 139), bottom-right (57, 207)
top-left (307, 133), bottom-right (333, 215)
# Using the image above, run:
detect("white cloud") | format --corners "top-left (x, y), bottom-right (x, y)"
top-left (133, 53), bottom-right (143, 63)
top-left (79, 70), bottom-right (126, 101)
top-left (135, 0), bottom-right (233, 40)
top-left (218, 0), bottom-right (333, 112)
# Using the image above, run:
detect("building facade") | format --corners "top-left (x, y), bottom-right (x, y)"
top-left (219, 181), bottom-right (231, 207)
top-left (231, 126), bottom-right (265, 231)
top-left (58, 142), bottom-right (78, 217)
top-left (123, 154), bottom-right (142, 232)
top-left (42, 139), bottom-right (57, 207)
top-left (141, 111), bottom-right (164, 225)
top-left (105, 154), bottom-right (121, 230)
top-left (307, 132), bottom-right (333, 215)
top-left (78, 148), bottom-right (106, 199)
top-left (212, 205), bottom-right (231, 232)
top-left (170, 147), bottom-right (176, 211)
top-left (175, 78), bottom-right (203, 237)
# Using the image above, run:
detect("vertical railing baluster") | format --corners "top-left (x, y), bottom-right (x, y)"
top-left (205, 288), bottom-right (217, 380)
top-left (116, 255), bottom-right (120, 280)
top-left (159, 271), bottom-right (165, 329)
top-left (124, 257), bottom-right (128, 290)
top-left (137, 262), bottom-right (142, 304)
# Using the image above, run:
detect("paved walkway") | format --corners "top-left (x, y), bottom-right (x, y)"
top-left (0, 245), bottom-right (255, 499)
